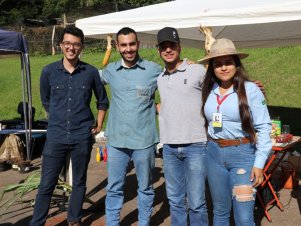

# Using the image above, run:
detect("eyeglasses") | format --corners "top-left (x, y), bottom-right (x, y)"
top-left (61, 41), bottom-right (82, 49)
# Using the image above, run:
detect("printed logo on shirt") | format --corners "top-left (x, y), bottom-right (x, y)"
top-left (262, 100), bottom-right (266, 105)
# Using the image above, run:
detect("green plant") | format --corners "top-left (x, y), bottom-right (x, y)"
top-left (0, 170), bottom-right (94, 215)
top-left (0, 171), bottom-right (40, 215)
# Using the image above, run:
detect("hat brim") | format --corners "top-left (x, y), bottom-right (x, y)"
top-left (198, 53), bottom-right (249, 64)
top-left (157, 39), bottom-right (179, 45)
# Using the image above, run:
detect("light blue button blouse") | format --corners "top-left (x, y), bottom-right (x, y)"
top-left (100, 58), bottom-right (162, 149)
top-left (204, 82), bottom-right (272, 168)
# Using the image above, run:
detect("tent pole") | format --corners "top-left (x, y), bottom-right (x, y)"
top-left (25, 53), bottom-right (32, 160)
top-left (21, 53), bottom-right (31, 161)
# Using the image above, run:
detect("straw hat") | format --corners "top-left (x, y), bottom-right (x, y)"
top-left (198, 38), bottom-right (249, 64)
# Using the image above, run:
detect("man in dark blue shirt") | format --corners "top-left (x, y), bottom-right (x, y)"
top-left (30, 27), bottom-right (109, 226)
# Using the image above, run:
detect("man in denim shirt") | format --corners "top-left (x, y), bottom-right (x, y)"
top-left (100, 27), bottom-right (162, 226)
top-left (30, 27), bottom-right (109, 226)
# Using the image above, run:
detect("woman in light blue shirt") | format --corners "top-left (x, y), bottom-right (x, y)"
top-left (200, 38), bottom-right (272, 226)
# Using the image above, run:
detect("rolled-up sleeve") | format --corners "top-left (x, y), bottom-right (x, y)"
top-left (99, 69), bottom-right (109, 84)
top-left (248, 83), bottom-right (272, 169)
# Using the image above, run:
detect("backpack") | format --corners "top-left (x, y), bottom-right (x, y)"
top-left (0, 134), bottom-right (25, 164)
top-left (0, 135), bottom-right (8, 162)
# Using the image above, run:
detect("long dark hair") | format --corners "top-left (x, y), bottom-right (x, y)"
top-left (201, 55), bottom-right (256, 143)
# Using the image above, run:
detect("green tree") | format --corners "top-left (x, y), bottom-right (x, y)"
top-left (0, 0), bottom-right (171, 26)
top-left (123, 0), bottom-right (170, 7)
top-left (0, 0), bottom-right (43, 25)
top-left (42, 0), bottom-right (76, 18)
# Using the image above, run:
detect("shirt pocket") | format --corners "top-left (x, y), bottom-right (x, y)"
top-left (50, 84), bottom-right (66, 102)
top-left (75, 84), bottom-right (91, 102)
top-left (136, 86), bottom-right (151, 103)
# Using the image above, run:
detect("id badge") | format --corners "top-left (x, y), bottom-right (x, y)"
top-left (212, 113), bottom-right (222, 128)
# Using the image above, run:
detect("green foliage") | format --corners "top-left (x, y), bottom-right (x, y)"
top-left (42, 0), bottom-right (78, 18)
top-left (0, 170), bottom-right (94, 215)
top-left (1, 46), bottom-right (301, 132)
top-left (0, 171), bottom-right (40, 214)
top-left (122, 0), bottom-right (169, 7)
top-left (0, 0), bottom-right (43, 24)
top-left (0, 0), bottom-right (171, 25)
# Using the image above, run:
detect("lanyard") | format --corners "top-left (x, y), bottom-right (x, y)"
top-left (216, 94), bottom-right (230, 112)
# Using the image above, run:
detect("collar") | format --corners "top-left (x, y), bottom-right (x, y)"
top-left (212, 82), bottom-right (235, 96)
top-left (162, 58), bottom-right (188, 76)
top-left (56, 58), bottom-right (84, 71)
top-left (116, 57), bottom-right (146, 71)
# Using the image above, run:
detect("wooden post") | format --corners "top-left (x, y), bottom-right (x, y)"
top-left (51, 26), bottom-right (56, 55)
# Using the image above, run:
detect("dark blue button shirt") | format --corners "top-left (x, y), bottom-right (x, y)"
top-left (40, 59), bottom-right (109, 144)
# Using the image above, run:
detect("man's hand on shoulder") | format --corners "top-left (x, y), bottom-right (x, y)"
top-left (253, 80), bottom-right (265, 95)
top-left (186, 59), bottom-right (196, 65)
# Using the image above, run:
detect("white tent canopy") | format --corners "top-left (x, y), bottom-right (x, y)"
top-left (76, 0), bottom-right (301, 48)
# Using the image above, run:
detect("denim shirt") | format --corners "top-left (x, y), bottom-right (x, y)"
top-left (100, 58), bottom-right (162, 149)
top-left (204, 82), bottom-right (272, 169)
top-left (40, 59), bottom-right (109, 144)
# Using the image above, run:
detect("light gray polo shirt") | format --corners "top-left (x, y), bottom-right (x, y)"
top-left (157, 58), bottom-right (207, 144)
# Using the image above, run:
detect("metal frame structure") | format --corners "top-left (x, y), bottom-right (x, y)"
top-left (0, 29), bottom-right (32, 160)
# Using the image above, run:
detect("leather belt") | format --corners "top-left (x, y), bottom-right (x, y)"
top-left (208, 137), bottom-right (251, 147)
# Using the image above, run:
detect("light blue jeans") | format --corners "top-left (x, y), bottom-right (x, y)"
top-left (163, 142), bottom-right (208, 226)
top-left (105, 144), bottom-right (155, 226)
top-left (206, 141), bottom-right (256, 226)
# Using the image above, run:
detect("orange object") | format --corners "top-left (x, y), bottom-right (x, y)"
top-left (256, 136), bottom-right (301, 222)
top-left (96, 147), bottom-right (101, 162)
top-left (281, 161), bottom-right (298, 189)
top-left (102, 34), bottom-right (112, 66)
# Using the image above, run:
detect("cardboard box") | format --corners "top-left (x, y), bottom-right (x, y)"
top-left (288, 155), bottom-right (301, 174)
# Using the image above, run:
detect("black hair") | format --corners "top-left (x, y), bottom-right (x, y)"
top-left (116, 27), bottom-right (138, 42)
top-left (60, 26), bottom-right (84, 44)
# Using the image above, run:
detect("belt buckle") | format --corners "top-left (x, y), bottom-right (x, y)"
top-left (238, 138), bottom-right (243, 145)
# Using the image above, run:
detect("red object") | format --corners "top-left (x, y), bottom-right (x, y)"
top-left (275, 134), bottom-right (293, 143)
top-left (256, 136), bottom-right (301, 222)
top-left (103, 147), bottom-right (108, 162)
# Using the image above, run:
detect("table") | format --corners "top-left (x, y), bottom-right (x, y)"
top-left (0, 129), bottom-right (47, 134)
top-left (256, 136), bottom-right (301, 222)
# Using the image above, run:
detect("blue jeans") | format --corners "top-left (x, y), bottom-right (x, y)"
top-left (30, 139), bottom-right (93, 226)
top-left (105, 144), bottom-right (155, 226)
top-left (163, 142), bottom-right (208, 226)
top-left (206, 141), bottom-right (256, 226)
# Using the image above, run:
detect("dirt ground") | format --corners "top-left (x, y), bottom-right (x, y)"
top-left (1, 144), bottom-right (301, 226)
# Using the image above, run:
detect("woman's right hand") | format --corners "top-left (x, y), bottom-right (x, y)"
top-left (250, 166), bottom-right (264, 187)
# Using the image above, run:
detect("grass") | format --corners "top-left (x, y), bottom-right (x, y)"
top-left (1, 46), bottom-right (301, 136)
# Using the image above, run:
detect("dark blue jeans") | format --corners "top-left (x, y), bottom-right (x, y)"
top-left (30, 139), bottom-right (93, 226)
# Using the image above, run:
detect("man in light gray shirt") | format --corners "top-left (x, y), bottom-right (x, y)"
top-left (156, 27), bottom-right (208, 226)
